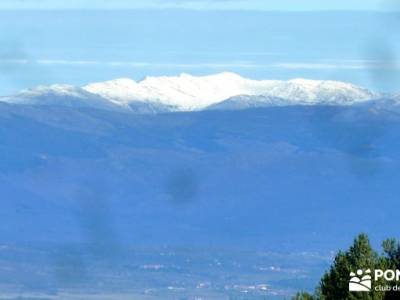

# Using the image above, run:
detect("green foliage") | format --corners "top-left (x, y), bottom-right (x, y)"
top-left (381, 239), bottom-right (400, 300)
top-left (382, 239), bottom-right (400, 269)
top-left (292, 291), bottom-right (316, 300)
top-left (294, 234), bottom-right (400, 300)
top-left (319, 234), bottom-right (387, 300)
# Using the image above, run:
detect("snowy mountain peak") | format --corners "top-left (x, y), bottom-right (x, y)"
top-left (83, 72), bottom-right (254, 110)
top-left (288, 78), bottom-right (370, 92)
top-left (0, 73), bottom-right (385, 113)
top-left (0, 83), bottom-right (124, 110)
top-left (22, 84), bottom-right (82, 97)
top-left (84, 78), bottom-right (138, 105)
top-left (1, 84), bottom-right (87, 103)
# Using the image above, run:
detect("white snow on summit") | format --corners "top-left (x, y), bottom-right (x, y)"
top-left (2, 84), bottom-right (87, 102)
top-left (83, 72), bottom-right (252, 110)
top-left (83, 72), bottom-right (379, 110)
top-left (0, 84), bottom-right (124, 110)
top-left (83, 78), bottom-right (139, 106)
top-left (0, 72), bottom-right (382, 113)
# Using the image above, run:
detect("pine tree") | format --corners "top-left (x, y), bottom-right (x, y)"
top-left (382, 239), bottom-right (400, 300)
top-left (293, 234), bottom-right (400, 300)
top-left (292, 291), bottom-right (315, 300)
top-left (382, 239), bottom-right (400, 269)
top-left (318, 234), bottom-right (386, 300)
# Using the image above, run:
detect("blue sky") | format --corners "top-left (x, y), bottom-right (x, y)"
top-left (0, 5), bottom-right (399, 95)
top-left (0, 0), bottom-right (398, 11)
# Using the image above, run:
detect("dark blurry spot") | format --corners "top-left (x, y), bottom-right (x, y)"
top-left (164, 167), bottom-right (198, 205)
top-left (0, 39), bottom-right (53, 89)
top-left (308, 107), bottom-right (385, 177)
top-left (52, 245), bottom-right (87, 287)
top-left (381, 0), bottom-right (400, 11)
top-left (364, 2), bottom-right (399, 88)
top-left (0, 41), bottom-right (29, 73)
top-left (51, 182), bottom-right (123, 287)
top-left (364, 39), bottom-right (398, 88)
top-left (76, 184), bottom-right (120, 257)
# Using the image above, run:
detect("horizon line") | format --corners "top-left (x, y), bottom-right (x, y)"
top-left (0, 71), bottom-right (385, 95)
top-left (0, 8), bottom-right (399, 13)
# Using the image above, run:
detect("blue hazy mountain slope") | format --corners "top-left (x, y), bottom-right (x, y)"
top-left (1, 102), bottom-right (399, 251)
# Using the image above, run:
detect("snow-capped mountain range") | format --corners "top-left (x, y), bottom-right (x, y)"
top-left (0, 72), bottom-right (388, 113)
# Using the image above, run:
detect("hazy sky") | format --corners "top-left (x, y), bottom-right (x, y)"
top-left (0, 0), bottom-right (398, 11)
top-left (0, 5), bottom-right (399, 94)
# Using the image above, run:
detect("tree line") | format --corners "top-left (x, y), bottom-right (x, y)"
top-left (293, 234), bottom-right (400, 300)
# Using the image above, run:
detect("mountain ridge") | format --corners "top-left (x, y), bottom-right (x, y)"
top-left (0, 72), bottom-right (389, 113)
